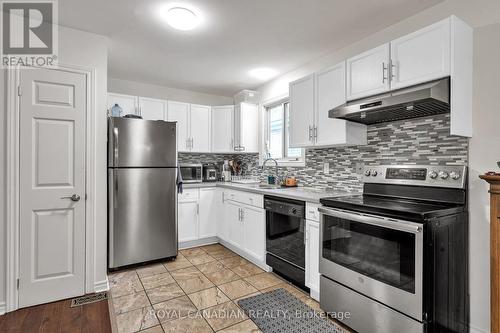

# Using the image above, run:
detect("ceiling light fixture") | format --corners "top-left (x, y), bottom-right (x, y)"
top-left (160, 4), bottom-right (201, 31)
top-left (249, 68), bottom-right (278, 80)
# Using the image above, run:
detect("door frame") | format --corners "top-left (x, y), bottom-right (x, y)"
top-left (5, 63), bottom-right (97, 312)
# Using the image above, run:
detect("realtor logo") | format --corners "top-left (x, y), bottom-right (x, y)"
top-left (1, 0), bottom-right (58, 67)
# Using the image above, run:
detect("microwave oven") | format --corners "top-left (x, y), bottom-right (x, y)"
top-left (180, 164), bottom-right (203, 183)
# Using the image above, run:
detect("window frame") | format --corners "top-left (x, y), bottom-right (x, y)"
top-left (262, 97), bottom-right (305, 167)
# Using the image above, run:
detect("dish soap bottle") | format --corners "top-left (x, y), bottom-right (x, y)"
top-left (110, 103), bottom-right (122, 117)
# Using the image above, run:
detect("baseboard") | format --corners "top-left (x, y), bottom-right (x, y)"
top-left (179, 237), bottom-right (218, 250)
top-left (218, 238), bottom-right (270, 272)
top-left (0, 302), bottom-right (6, 315)
top-left (94, 278), bottom-right (109, 293)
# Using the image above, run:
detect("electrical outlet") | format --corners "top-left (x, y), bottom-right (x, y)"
top-left (355, 162), bottom-right (364, 174)
top-left (323, 162), bottom-right (329, 174)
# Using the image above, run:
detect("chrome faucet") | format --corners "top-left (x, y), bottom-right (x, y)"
top-left (262, 157), bottom-right (279, 184)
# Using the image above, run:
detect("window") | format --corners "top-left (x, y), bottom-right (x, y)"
top-left (265, 101), bottom-right (304, 163)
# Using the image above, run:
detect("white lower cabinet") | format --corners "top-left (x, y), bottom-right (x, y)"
top-left (305, 219), bottom-right (320, 301)
top-left (199, 188), bottom-right (218, 238)
top-left (226, 200), bottom-right (244, 248)
top-left (178, 200), bottom-right (198, 243)
top-left (242, 206), bottom-right (266, 262)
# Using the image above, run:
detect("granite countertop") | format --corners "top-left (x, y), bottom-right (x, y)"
top-left (183, 181), bottom-right (353, 203)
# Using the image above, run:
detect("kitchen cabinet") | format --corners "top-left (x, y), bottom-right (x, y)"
top-left (289, 74), bottom-right (315, 148)
top-left (390, 19), bottom-right (450, 90)
top-left (289, 65), bottom-right (366, 148)
top-left (190, 104), bottom-right (211, 152)
top-left (225, 200), bottom-right (244, 248)
top-left (212, 105), bottom-right (234, 153)
top-left (242, 206), bottom-right (266, 262)
top-left (178, 200), bottom-right (198, 243)
top-left (346, 44), bottom-right (391, 100)
top-left (167, 101), bottom-right (191, 152)
top-left (315, 63), bottom-right (367, 147)
top-left (107, 93), bottom-right (138, 116)
top-left (305, 219), bottom-right (320, 301)
top-left (199, 188), bottom-right (218, 239)
top-left (234, 102), bottom-right (259, 153)
top-left (138, 97), bottom-right (167, 120)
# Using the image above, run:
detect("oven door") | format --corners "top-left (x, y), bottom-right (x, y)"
top-left (319, 207), bottom-right (424, 321)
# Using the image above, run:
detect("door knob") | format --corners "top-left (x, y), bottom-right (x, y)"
top-left (61, 194), bottom-right (81, 202)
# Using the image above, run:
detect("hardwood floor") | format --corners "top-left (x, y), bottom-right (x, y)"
top-left (0, 298), bottom-right (112, 333)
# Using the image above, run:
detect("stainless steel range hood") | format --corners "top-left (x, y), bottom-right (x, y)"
top-left (329, 77), bottom-right (450, 125)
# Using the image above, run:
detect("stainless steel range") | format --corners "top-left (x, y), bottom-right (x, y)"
top-left (319, 165), bottom-right (468, 333)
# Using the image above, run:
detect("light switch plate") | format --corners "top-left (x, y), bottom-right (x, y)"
top-left (323, 162), bottom-right (329, 174)
top-left (355, 162), bottom-right (364, 174)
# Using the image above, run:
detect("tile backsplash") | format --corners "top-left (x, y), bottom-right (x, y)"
top-left (179, 114), bottom-right (469, 192)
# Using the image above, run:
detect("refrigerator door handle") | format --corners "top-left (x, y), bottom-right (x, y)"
top-left (114, 172), bottom-right (118, 209)
top-left (113, 126), bottom-right (119, 165)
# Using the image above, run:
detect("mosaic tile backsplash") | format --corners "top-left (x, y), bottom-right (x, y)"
top-left (179, 114), bottom-right (469, 192)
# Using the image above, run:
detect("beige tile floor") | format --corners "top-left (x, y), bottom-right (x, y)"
top-left (108, 244), bottom-right (346, 333)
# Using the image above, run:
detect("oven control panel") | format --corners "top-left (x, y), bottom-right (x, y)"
top-left (362, 165), bottom-right (467, 188)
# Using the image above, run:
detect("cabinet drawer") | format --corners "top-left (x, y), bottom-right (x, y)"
top-left (179, 189), bottom-right (199, 202)
top-left (306, 203), bottom-right (321, 222)
top-left (224, 189), bottom-right (263, 208)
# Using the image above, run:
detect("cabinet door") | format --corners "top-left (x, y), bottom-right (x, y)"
top-left (242, 206), bottom-right (266, 262)
top-left (239, 103), bottom-right (259, 153)
top-left (346, 44), bottom-right (390, 100)
top-left (190, 104), bottom-right (211, 152)
top-left (315, 62), bottom-right (348, 147)
top-left (225, 201), bottom-right (243, 248)
top-left (178, 201), bottom-right (198, 243)
top-left (305, 220), bottom-right (320, 300)
top-left (138, 97), bottom-right (166, 120)
top-left (107, 93), bottom-right (137, 116)
top-left (167, 101), bottom-right (190, 152)
top-left (390, 19), bottom-right (450, 90)
top-left (199, 188), bottom-right (217, 239)
top-left (212, 105), bottom-right (234, 152)
top-left (289, 74), bottom-right (315, 148)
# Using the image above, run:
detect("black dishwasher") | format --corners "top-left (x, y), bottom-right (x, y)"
top-left (265, 195), bottom-right (308, 291)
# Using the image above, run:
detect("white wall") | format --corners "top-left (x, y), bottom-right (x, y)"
top-left (257, 1), bottom-right (500, 331)
top-left (0, 25), bottom-right (108, 311)
top-left (108, 77), bottom-right (234, 106)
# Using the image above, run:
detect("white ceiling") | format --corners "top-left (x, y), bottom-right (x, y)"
top-left (59, 0), bottom-right (443, 96)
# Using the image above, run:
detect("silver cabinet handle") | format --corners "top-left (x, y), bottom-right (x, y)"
top-left (382, 62), bottom-right (388, 83)
top-left (390, 59), bottom-right (396, 80)
top-left (196, 203), bottom-right (199, 215)
top-left (314, 126), bottom-right (318, 142)
top-left (240, 208), bottom-right (244, 222)
top-left (308, 125), bottom-right (313, 141)
top-left (186, 138), bottom-right (190, 150)
top-left (61, 194), bottom-right (81, 202)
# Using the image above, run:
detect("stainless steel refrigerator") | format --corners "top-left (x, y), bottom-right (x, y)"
top-left (108, 117), bottom-right (178, 269)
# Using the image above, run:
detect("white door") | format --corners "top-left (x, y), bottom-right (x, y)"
top-left (212, 105), bottom-right (234, 152)
top-left (242, 207), bottom-right (265, 262)
top-left (305, 220), bottom-right (320, 300)
top-left (167, 101), bottom-right (190, 152)
top-left (239, 103), bottom-right (259, 153)
top-left (289, 74), bottom-right (315, 148)
top-left (390, 19), bottom-right (450, 89)
top-left (19, 67), bottom-right (87, 307)
top-left (190, 104), bottom-right (211, 152)
top-left (225, 201), bottom-right (243, 247)
top-left (178, 201), bottom-right (198, 242)
top-left (315, 62), bottom-right (348, 147)
top-left (346, 44), bottom-right (391, 100)
top-left (218, 194), bottom-right (230, 242)
top-left (138, 97), bottom-right (167, 120)
top-left (107, 93), bottom-right (137, 116)
top-left (199, 188), bottom-right (217, 238)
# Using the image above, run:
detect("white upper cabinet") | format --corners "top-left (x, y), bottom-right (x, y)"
top-left (289, 74), bottom-right (315, 148)
top-left (390, 19), bottom-right (450, 90)
top-left (289, 66), bottom-right (366, 148)
top-left (346, 44), bottom-right (391, 100)
top-left (167, 101), bottom-right (190, 152)
top-left (315, 62), bottom-right (367, 147)
top-left (212, 105), bottom-right (234, 153)
top-left (190, 104), bottom-right (211, 153)
top-left (138, 97), bottom-right (167, 120)
top-left (234, 102), bottom-right (259, 153)
top-left (107, 93), bottom-right (138, 116)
